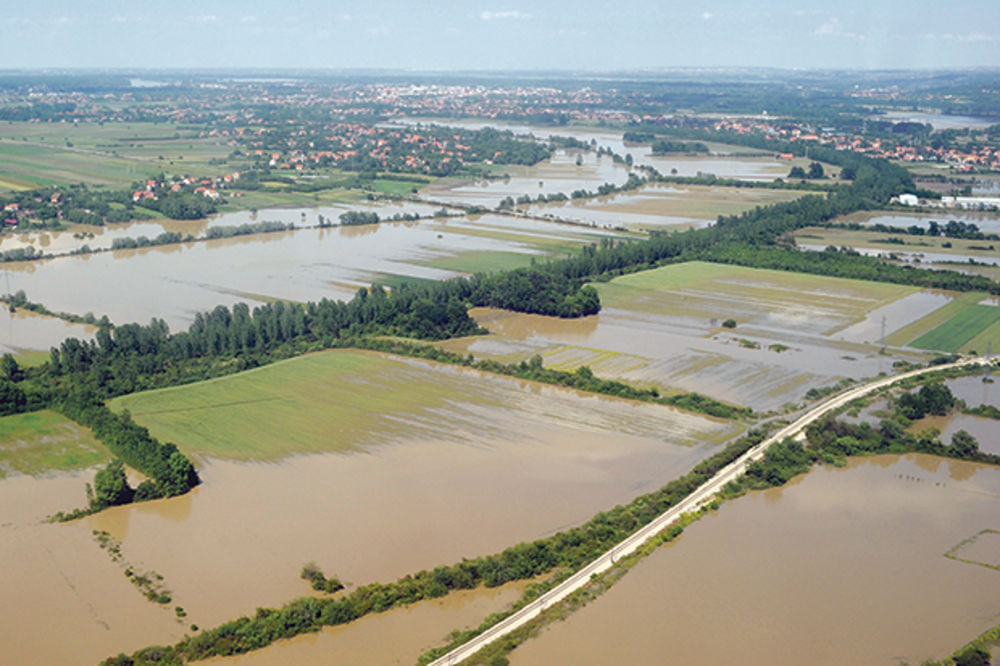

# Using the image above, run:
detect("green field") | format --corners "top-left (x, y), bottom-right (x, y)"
top-left (885, 292), bottom-right (987, 346)
top-left (0, 409), bottom-right (108, 477)
top-left (0, 121), bottom-right (232, 191)
top-left (108, 350), bottom-right (491, 460)
top-left (423, 250), bottom-right (539, 274)
top-left (909, 304), bottom-right (1000, 352)
top-left (596, 261), bottom-right (914, 333)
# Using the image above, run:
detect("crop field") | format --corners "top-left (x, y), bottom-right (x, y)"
top-left (0, 122), bottom-right (232, 190)
top-left (110, 349), bottom-right (742, 461)
top-left (0, 141), bottom-right (164, 190)
top-left (885, 292), bottom-right (988, 346)
top-left (909, 304), bottom-right (1000, 352)
top-left (0, 409), bottom-right (108, 477)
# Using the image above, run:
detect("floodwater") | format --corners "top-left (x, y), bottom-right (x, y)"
top-left (877, 111), bottom-right (997, 130)
top-left (3, 213), bottom-right (615, 331)
top-left (426, 149), bottom-right (631, 209)
top-left (394, 118), bottom-right (806, 183)
top-left (837, 291), bottom-right (953, 344)
top-left (798, 242), bottom-right (1000, 268)
top-left (0, 470), bottom-right (186, 665)
top-left (522, 183), bottom-right (803, 231)
top-left (514, 454), bottom-right (1000, 666)
top-left (847, 210), bottom-right (1000, 235)
top-left (908, 375), bottom-right (1000, 455)
top-left (0, 304), bottom-right (95, 356)
top-left (202, 581), bottom-right (528, 666)
top-left (5, 354), bottom-right (741, 662)
top-left (81, 394), bottom-right (739, 630)
top-left (0, 200), bottom-right (444, 256)
top-left (441, 284), bottom-right (932, 411)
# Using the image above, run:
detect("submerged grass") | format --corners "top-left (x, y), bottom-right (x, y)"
top-left (107, 350), bottom-right (473, 461)
top-left (0, 409), bottom-right (109, 477)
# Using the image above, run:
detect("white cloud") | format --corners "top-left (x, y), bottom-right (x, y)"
top-left (480, 10), bottom-right (532, 21)
top-left (54, 16), bottom-right (71, 26)
top-left (197, 14), bottom-right (218, 23)
top-left (240, 15), bottom-right (258, 24)
top-left (813, 17), bottom-right (865, 41)
top-left (111, 15), bottom-right (128, 24)
top-left (916, 31), bottom-right (996, 43)
top-left (367, 25), bottom-right (390, 36)
top-left (701, 12), bottom-right (713, 20)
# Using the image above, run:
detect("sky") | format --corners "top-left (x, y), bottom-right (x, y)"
top-left (2, 0), bottom-right (999, 71)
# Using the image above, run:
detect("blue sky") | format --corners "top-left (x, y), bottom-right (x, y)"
top-left (2, 0), bottom-right (998, 70)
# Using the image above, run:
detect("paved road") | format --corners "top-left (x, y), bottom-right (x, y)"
top-left (428, 358), bottom-right (986, 666)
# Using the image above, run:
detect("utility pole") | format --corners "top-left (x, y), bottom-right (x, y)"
top-left (880, 315), bottom-right (886, 354)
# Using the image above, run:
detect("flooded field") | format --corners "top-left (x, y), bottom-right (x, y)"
top-left (202, 581), bottom-right (528, 666)
top-left (795, 226), bottom-right (1000, 268)
top-left (110, 350), bottom-right (741, 461)
top-left (843, 210), bottom-right (1000, 235)
top-left (396, 119), bottom-right (819, 183)
top-left (524, 182), bottom-right (805, 231)
top-left (0, 470), bottom-right (187, 665)
top-left (0, 304), bottom-right (95, 358)
top-left (0, 199), bottom-right (446, 256)
top-left (3, 213), bottom-right (617, 331)
top-left (1, 348), bottom-right (743, 663)
top-left (907, 375), bottom-right (1000, 455)
top-left (438, 262), bottom-right (935, 410)
top-left (513, 454), bottom-right (1000, 666)
top-left (425, 149), bottom-right (631, 209)
top-left (0, 409), bottom-right (109, 477)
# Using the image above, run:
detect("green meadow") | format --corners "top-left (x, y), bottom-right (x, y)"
top-left (910, 304), bottom-right (1000, 352)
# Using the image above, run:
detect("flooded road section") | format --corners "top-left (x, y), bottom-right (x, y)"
top-left (514, 454), bottom-right (1000, 666)
top-left (3, 213), bottom-right (614, 331)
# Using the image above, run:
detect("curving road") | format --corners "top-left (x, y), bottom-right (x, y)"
top-left (428, 357), bottom-right (987, 666)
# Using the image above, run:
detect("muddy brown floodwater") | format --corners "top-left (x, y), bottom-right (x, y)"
top-left (0, 305), bottom-right (95, 356)
top-left (513, 454), bottom-right (1000, 666)
top-left (3, 213), bottom-right (613, 331)
top-left (0, 471), bottom-right (186, 665)
top-left (81, 411), bottom-right (736, 634)
top-left (201, 581), bottom-right (529, 666)
top-left (906, 375), bottom-right (1000, 455)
